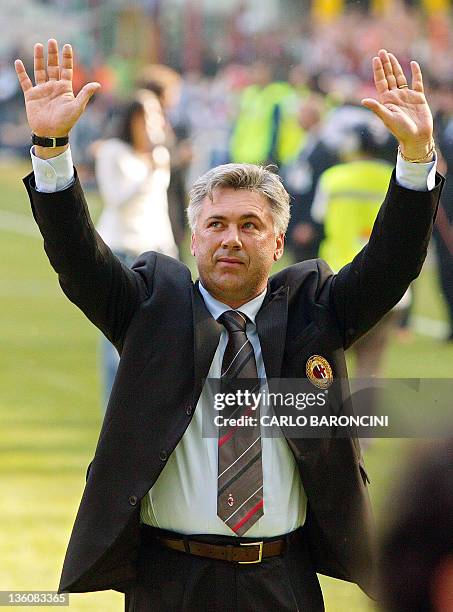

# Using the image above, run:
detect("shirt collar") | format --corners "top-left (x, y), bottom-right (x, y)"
top-left (198, 281), bottom-right (267, 325)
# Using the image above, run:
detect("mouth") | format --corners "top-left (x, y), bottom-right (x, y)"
top-left (216, 257), bottom-right (245, 268)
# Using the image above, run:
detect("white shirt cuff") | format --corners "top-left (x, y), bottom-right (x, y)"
top-left (30, 146), bottom-right (75, 193)
top-left (395, 151), bottom-right (437, 192)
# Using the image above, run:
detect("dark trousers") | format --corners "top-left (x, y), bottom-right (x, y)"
top-left (125, 526), bottom-right (324, 611)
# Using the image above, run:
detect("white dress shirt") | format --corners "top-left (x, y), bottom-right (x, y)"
top-left (30, 146), bottom-right (437, 536)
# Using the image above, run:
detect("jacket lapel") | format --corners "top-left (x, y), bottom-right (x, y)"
top-left (256, 285), bottom-right (288, 379)
top-left (192, 282), bottom-right (223, 401)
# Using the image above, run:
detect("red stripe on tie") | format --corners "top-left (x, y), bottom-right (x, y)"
top-left (231, 499), bottom-right (264, 533)
top-left (218, 428), bottom-right (236, 448)
top-left (218, 404), bottom-right (256, 448)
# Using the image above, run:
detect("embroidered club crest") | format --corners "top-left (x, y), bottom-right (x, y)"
top-left (227, 493), bottom-right (234, 507)
top-left (306, 355), bottom-right (333, 389)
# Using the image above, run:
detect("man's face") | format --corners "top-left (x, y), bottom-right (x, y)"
top-left (191, 187), bottom-right (284, 308)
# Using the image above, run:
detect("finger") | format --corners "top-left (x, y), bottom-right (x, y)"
top-left (47, 38), bottom-right (60, 81)
top-left (14, 59), bottom-right (33, 93)
top-left (388, 53), bottom-right (408, 89)
top-left (371, 56), bottom-right (389, 96)
top-left (75, 82), bottom-right (101, 113)
top-left (60, 44), bottom-right (73, 83)
top-left (361, 98), bottom-right (394, 124)
top-left (378, 49), bottom-right (398, 90)
top-left (410, 61), bottom-right (424, 93)
top-left (34, 43), bottom-right (47, 85)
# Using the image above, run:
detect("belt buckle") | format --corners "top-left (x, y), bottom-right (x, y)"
top-left (238, 541), bottom-right (263, 564)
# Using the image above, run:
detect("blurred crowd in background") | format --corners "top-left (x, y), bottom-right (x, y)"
top-left (1, 0), bottom-right (452, 354)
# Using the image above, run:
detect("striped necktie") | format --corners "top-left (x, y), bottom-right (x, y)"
top-left (217, 310), bottom-right (264, 536)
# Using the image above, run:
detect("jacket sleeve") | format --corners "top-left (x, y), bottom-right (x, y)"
top-left (23, 170), bottom-right (150, 350)
top-left (325, 170), bottom-right (444, 349)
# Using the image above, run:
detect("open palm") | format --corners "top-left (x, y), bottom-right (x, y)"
top-left (362, 49), bottom-right (433, 156)
top-left (15, 39), bottom-right (100, 138)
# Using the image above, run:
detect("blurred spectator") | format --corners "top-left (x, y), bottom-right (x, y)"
top-left (166, 122), bottom-right (192, 248)
top-left (0, 58), bottom-right (19, 103)
top-left (274, 64), bottom-right (311, 166)
top-left (281, 92), bottom-right (337, 261)
top-left (174, 69), bottom-right (235, 188)
top-left (137, 64), bottom-right (193, 248)
top-left (432, 79), bottom-right (453, 342)
top-left (95, 91), bottom-right (178, 409)
top-left (70, 93), bottom-right (112, 187)
top-left (0, 54), bottom-right (29, 157)
top-left (138, 64), bottom-right (182, 111)
top-left (380, 440), bottom-right (453, 611)
top-left (229, 61), bottom-right (292, 165)
top-left (319, 98), bottom-right (394, 163)
top-left (311, 124), bottom-right (405, 380)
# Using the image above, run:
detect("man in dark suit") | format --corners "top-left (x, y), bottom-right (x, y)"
top-left (16, 40), bottom-right (441, 611)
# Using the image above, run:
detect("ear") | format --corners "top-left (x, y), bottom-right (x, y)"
top-left (273, 233), bottom-right (285, 262)
top-left (190, 232), bottom-right (196, 257)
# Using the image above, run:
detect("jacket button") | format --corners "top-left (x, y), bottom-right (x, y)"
top-left (159, 450), bottom-right (168, 461)
top-left (185, 404), bottom-right (193, 416)
top-left (128, 495), bottom-right (138, 506)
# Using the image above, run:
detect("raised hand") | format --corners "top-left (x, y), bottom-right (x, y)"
top-left (15, 39), bottom-right (100, 150)
top-left (361, 49), bottom-right (433, 161)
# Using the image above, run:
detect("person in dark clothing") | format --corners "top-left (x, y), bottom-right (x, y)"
top-left (433, 85), bottom-right (453, 340)
top-left (281, 93), bottom-right (338, 261)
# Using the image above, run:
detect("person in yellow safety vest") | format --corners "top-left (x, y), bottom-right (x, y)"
top-left (313, 146), bottom-right (393, 273)
top-left (275, 65), bottom-right (311, 165)
top-left (229, 62), bottom-right (294, 165)
top-left (311, 124), bottom-right (408, 384)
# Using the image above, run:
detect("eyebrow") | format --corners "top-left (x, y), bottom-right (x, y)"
top-left (205, 213), bottom-right (263, 222)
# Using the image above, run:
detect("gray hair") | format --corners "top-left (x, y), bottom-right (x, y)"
top-left (187, 163), bottom-right (291, 235)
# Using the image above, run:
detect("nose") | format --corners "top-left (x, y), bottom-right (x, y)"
top-left (221, 225), bottom-right (242, 250)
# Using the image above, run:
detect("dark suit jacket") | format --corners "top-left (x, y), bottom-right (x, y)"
top-left (24, 169), bottom-right (443, 599)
